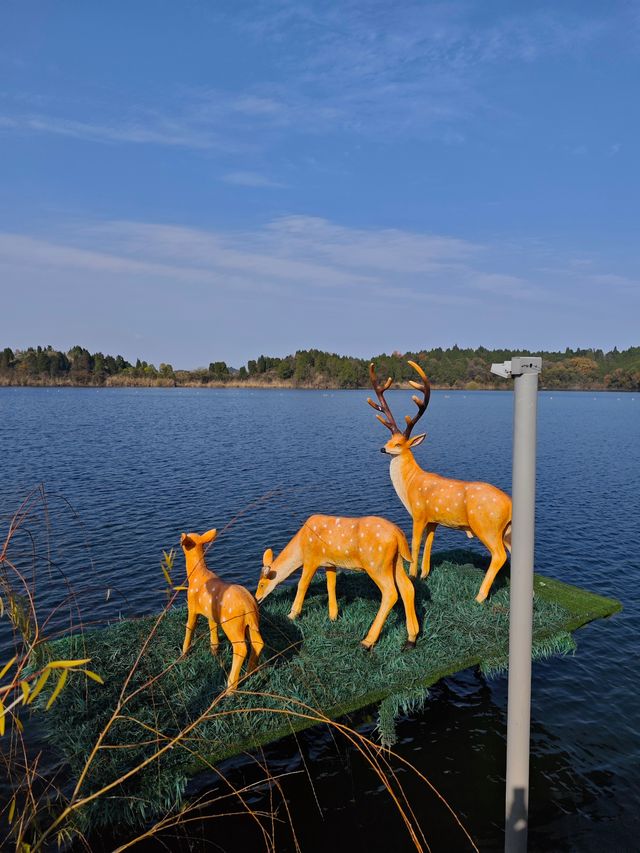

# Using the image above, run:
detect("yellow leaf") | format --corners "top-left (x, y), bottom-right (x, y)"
top-left (20, 681), bottom-right (30, 702)
top-left (46, 669), bottom-right (68, 710)
top-left (27, 667), bottom-right (51, 704)
top-left (0, 595), bottom-right (4, 617)
top-left (0, 698), bottom-right (5, 736)
top-left (0, 656), bottom-right (16, 680)
top-left (14, 716), bottom-right (23, 733)
top-left (8, 795), bottom-right (16, 824)
top-left (173, 585), bottom-right (188, 591)
top-left (81, 669), bottom-right (104, 685)
top-left (161, 566), bottom-right (172, 586)
top-left (48, 658), bottom-right (91, 669)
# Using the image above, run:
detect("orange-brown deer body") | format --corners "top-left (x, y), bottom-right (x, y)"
top-left (369, 362), bottom-right (512, 603)
top-left (255, 514), bottom-right (420, 649)
top-left (181, 529), bottom-right (264, 692)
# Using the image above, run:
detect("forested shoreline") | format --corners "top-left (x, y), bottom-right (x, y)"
top-left (1, 344), bottom-right (639, 390)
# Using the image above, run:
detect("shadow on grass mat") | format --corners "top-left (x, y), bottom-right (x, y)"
top-left (36, 550), bottom-right (621, 832)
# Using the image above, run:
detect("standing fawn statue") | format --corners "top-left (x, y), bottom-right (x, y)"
top-left (255, 514), bottom-right (420, 650)
top-left (368, 361), bottom-right (512, 603)
top-left (180, 528), bottom-right (264, 691)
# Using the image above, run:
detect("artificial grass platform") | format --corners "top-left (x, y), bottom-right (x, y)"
top-left (38, 551), bottom-right (621, 831)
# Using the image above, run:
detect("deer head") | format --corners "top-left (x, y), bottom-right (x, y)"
top-left (255, 548), bottom-right (275, 602)
top-left (367, 360), bottom-right (431, 455)
top-left (180, 528), bottom-right (218, 573)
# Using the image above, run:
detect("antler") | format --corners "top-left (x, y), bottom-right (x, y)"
top-left (367, 363), bottom-right (401, 433)
top-left (403, 360), bottom-right (431, 437)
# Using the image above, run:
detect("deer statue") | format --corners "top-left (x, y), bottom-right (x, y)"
top-left (180, 528), bottom-right (264, 692)
top-left (368, 361), bottom-right (512, 603)
top-left (255, 514), bottom-right (420, 650)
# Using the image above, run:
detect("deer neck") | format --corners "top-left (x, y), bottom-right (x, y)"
top-left (389, 450), bottom-right (428, 513)
top-left (266, 530), bottom-right (304, 593)
top-left (186, 551), bottom-right (215, 584)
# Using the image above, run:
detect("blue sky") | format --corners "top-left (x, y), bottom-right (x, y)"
top-left (0, 1), bottom-right (638, 368)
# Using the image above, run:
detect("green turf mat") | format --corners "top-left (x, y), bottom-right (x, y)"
top-left (35, 552), bottom-right (621, 831)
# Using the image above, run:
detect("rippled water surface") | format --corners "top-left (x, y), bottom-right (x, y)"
top-left (0, 387), bottom-right (638, 851)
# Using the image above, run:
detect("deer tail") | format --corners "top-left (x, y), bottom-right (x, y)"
top-left (397, 529), bottom-right (412, 565)
top-left (246, 606), bottom-right (264, 657)
top-left (503, 521), bottom-right (512, 553)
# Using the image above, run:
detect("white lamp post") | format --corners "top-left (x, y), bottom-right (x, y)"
top-left (490, 356), bottom-right (542, 853)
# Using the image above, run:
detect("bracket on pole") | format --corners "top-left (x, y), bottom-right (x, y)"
top-left (491, 357), bottom-right (542, 379)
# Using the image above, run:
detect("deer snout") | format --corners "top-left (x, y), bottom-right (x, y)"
top-left (380, 446), bottom-right (387, 454)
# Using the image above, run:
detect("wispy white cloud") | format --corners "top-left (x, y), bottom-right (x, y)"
top-left (221, 171), bottom-right (286, 188)
top-left (2, 214), bottom-right (624, 313)
top-left (0, 112), bottom-right (225, 149)
top-left (2, 215), bottom-right (637, 361)
top-left (0, 216), bottom-right (485, 307)
top-left (215, 3), bottom-right (606, 139)
top-left (0, 4), bottom-right (611, 154)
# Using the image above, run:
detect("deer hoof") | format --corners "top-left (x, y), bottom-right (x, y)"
top-left (360, 641), bottom-right (374, 652)
top-left (211, 646), bottom-right (220, 657)
top-left (402, 640), bottom-right (417, 651)
top-left (287, 610), bottom-right (299, 621)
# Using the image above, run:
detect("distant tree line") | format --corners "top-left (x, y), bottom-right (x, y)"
top-left (1, 344), bottom-right (639, 390)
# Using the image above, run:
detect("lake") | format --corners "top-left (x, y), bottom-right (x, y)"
top-left (0, 387), bottom-right (638, 851)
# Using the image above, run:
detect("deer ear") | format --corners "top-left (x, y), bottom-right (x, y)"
top-left (263, 548), bottom-right (273, 567)
top-left (409, 432), bottom-right (427, 447)
top-left (181, 533), bottom-right (196, 550)
top-left (200, 528), bottom-right (218, 544)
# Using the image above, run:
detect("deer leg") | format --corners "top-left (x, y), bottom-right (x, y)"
top-left (476, 536), bottom-right (507, 603)
top-left (220, 618), bottom-right (249, 692)
top-left (208, 618), bottom-right (220, 656)
top-left (420, 523), bottom-right (438, 579)
top-left (361, 569), bottom-right (398, 650)
top-left (326, 568), bottom-right (338, 621)
top-left (409, 517), bottom-right (426, 578)
top-left (226, 641), bottom-right (248, 692)
top-left (289, 561), bottom-right (319, 620)
top-left (182, 610), bottom-right (197, 656)
top-left (394, 558), bottom-right (420, 646)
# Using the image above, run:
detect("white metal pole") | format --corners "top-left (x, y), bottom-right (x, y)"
top-left (490, 356), bottom-right (541, 853)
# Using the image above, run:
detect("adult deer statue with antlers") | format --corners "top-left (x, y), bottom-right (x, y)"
top-left (368, 361), bottom-right (512, 603)
top-left (255, 514), bottom-right (420, 650)
top-left (180, 528), bottom-right (264, 692)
